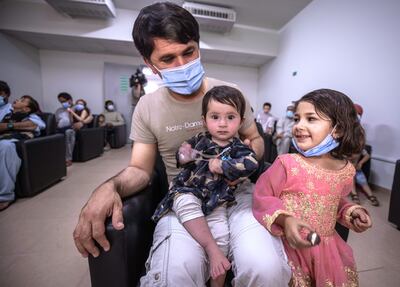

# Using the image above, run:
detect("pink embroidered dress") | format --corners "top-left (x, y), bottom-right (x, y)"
top-left (253, 154), bottom-right (363, 287)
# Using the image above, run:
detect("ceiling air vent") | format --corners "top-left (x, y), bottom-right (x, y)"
top-left (45, 0), bottom-right (116, 19)
top-left (183, 1), bottom-right (236, 33)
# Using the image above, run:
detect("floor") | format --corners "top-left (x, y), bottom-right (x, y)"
top-left (0, 146), bottom-right (399, 287)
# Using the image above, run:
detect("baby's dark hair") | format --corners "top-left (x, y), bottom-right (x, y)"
top-left (295, 89), bottom-right (365, 158)
top-left (202, 86), bottom-right (246, 119)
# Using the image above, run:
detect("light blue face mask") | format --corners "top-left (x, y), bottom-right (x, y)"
top-left (0, 96), bottom-right (6, 107)
top-left (286, 110), bottom-right (294, 118)
top-left (291, 127), bottom-right (339, 157)
top-left (156, 57), bottom-right (205, 95)
top-left (75, 104), bottom-right (85, 111)
top-left (62, 102), bottom-right (71, 109)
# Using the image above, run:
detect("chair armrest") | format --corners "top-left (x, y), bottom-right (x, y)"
top-left (74, 127), bottom-right (105, 162)
top-left (88, 174), bottom-right (161, 287)
top-left (110, 124), bottom-right (127, 148)
top-left (15, 134), bottom-right (66, 197)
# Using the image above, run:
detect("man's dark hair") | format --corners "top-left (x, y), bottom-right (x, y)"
top-left (57, 92), bottom-right (72, 101)
top-left (202, 86), bottom-right (246, 119)
top-left (263, 102), bottom-right (271, 108)
top-left (105, 100), bottom-right (113, 108)
top-left (0, 80), bottom-right (11, 97)
top-left (132, 2), bottom-right (200, 60)
top-left (21, 95), bottom-right (41, 114)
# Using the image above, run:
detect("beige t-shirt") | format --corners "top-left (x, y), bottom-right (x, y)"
top-left (130, 77), bottom-right (254, 183)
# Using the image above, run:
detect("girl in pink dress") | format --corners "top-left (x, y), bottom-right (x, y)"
top-left (253, 89), bottom-right (372, 287)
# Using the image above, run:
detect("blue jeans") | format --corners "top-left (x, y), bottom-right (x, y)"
top-left (0, 140), bottom-right (21, 202)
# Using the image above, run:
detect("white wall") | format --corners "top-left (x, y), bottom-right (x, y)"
top-left (40, 50), bottom-right (143, 113)
top-left (258, 0), bottom-right (400, 189)
top-left (0, 32), bottom-right (43, 106)
top-left (40, 50), bottom-right (258, 115)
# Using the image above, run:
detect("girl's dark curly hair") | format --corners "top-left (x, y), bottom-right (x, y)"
top-left (294, 89), bottom-right (365, 159)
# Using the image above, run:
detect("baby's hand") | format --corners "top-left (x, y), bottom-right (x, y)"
top-left (209, 158), bottom-right (223, 174)
top-left (178, 143), bottom-right (196, 165)
top-left (283, 216), bottom-right (313, 249)
top-left (350, 208), bottom-right (372, 232)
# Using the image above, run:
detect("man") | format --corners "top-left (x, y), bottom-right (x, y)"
top-left (256, 102), bottom-right (275, 134)
top-left (73, 2), bottom-right (291, 286)
top-left (0, 81), bottom-right (12, 121)
top-left (55, 92), bottom-right (75, 166)
top-left (103, 100), bottom-right (125, 149)
top-left (0, 94), bottom-right (45, 210)
top-left (274, 105), bottom-right (295, 155)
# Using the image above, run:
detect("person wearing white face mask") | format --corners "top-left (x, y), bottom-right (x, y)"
top-left (73, 3), bottom-right (291, 287)
top-left (0, 81), bottom-right (13, 122)
top-left (103, 100), bottom-right (125, 149)
top-left (274, 105), bottom-right (296, 155)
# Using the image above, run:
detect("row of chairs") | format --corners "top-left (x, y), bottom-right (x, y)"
top-left (14, 113), bottom-right (127, 198)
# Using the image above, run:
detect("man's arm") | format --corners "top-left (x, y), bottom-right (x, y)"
top-left (239, 121), bottom-right (264, 161)
top-left (113, 142), bottom-right (157, 197)
top-left (73, 142), bottom-right (157, 258)
top-left (0, 121), bottom-right (38, 132)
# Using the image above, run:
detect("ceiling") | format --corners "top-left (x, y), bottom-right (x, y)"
top-left (113, 0), bottom-right (313, 30)
top-left (3, 0), bottom-right (313, 67)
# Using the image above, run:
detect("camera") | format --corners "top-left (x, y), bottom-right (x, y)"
top-left (129, 68), bottom-right (147, 88)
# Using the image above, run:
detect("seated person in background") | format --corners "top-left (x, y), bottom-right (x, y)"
top-left (98, 114), bottom-right (106, 127)
top-left (256, 102), bottom-right (275, 134)
top-left (0, 81), bottom-right (13, 121)
top-left (55, 92), bottom-right (75, 166)
top-left (0, 95), bottom-right (45, 210)
top-left (68, 99), bottom-right (93, 130)
top-left (103, 100), bottom-right (125, 148)
top-left (274, 105), bottom-right (295, 155)
top-left (350, 148), bottom-right (380, 206)
top-left (152, 86), bottom-right (259, 287)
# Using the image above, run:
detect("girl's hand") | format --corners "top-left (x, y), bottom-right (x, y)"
top-left (282, 216), bottom-right (313, 249)
top-left (209, 158), bottom-right (223, 174)
top-left (67, 108), bottom-right (73, 113)
top-left (356, 163), bottom-right (363, 170)
top-left (350, 208), bottom-right (372, 232)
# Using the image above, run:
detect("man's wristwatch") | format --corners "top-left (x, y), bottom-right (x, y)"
top-left (7, 122), bottom-right (14, 130)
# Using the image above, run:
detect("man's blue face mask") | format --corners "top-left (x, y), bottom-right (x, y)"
top-left (292, 126), bottom-right (339, 157)
top-left (156, 57), bottom-right (205, 95)
top-left (62, 102), bottom-right (71, 109)
top-left (0, 96), bottom-right (6, 107)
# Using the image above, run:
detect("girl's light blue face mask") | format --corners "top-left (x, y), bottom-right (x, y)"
top-left (291, 126), bottom-right (339, 157)
top-left (74, 104), bottom-right (85, 111)
top-left (155, 57), bottom-right (205, 95)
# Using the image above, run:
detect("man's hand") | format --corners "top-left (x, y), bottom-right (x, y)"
top-left (73, 181), bottom-right (124, 258)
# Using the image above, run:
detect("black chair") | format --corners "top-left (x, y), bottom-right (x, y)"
top-left (88, 154), bottom-right (168, 287)
top-left (73, 114), bottom-right (105, 162)
top-left (263, 133), bottom-right (277, 164)
top-left (108, 124), bottom-right (127, 149)
top-left (15, 112), bottom-right (66, 197)
top-left (388, 160), bottom-right (400, 229)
